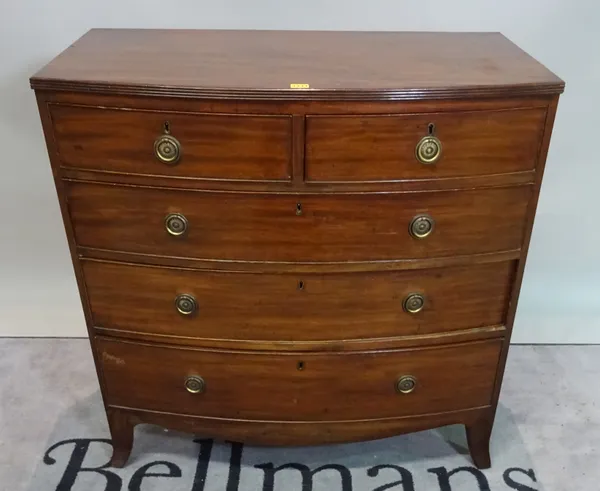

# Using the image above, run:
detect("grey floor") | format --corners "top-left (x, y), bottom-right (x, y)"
top-left (0, 340), bottom-right (599, 491)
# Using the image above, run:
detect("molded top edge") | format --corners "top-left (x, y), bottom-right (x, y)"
top-left (31, 29), bottom-right (565, 101)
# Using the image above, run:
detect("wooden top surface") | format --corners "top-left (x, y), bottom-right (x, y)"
top-left (31, 29), bottom-right (564, 101)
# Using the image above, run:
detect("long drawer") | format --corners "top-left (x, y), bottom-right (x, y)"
top-left (66, 182), bottom-right (532, 262)
top-left (305, 108), bottom-right (546, 182)
top-left (84, 260), bottom-right (515, 341)
top-left (50, 105), bottom-right (292, 181)
top-left (98, 337), bottom-right (502, 421)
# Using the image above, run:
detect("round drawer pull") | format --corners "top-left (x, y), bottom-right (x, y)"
top-left (409, 214), bottom-right (435, 239)
top-left (403, 293), bottom-right (425, 314)
top-left (165, 213), bottom-right (188, 236)
top-left (185, 376), bottom-right (206, 394)
top-left (396, 375), bottom-right (417, 394)
top-left (175, 294), bottom-right (198, 316)
top-left (415, 122), bottom-right (442, 165)
top-left (154, 134), bottom-right (182, 165)
top-left (415, 135), bottom-right (442, 164)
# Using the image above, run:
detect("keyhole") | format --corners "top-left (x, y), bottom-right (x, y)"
top-left (297, 361), bottom-right (305, 371)
top-left (296, 203), bottom-right (303, 216)
top-left (164, 121), bottom-right (171, 134)
top-left (297, 280), bottom-right (305, 291)
top-left (428, 123), bottom-right (435, 135)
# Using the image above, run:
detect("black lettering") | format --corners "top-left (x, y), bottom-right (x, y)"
top-left (428, 466), bottom-right (490, 491)
top-left (226, 441), bottom-right (244, 491)
top-left (191, 439), bottom-right (214, 491)
top-left (367, 464), bottom-right (415, 491)
top-left (128, 461), bottom-right (181, 490)
top-left (43, 438), bottom-right (122, 491)
top-left (503, 467), bottom-right (538, 490)
top-left (255, 462), bottom-right (352, 491)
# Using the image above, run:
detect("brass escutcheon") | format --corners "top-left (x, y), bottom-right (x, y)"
top-left (396, 375), bottom-right (417, 394)
top-left (415, 123), bottom-right (442, 165)
top-left (175, 294), bottom-right (198, 316)
top-left (185, 376), bottom-right (206, 394)
top-left (165, 213), bottom-right (188, 236)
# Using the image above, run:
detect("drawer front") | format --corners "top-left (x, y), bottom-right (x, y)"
top-left (98, 338), bottom-right (501, 421)
top-left (50, 105), bottom-right (292, 181)
top-left (67, 182), bottom-right (531, 262)
top-left (85, 261), bottom-right (515, 341)
top-left (306, 108), bottom-right (546, 182)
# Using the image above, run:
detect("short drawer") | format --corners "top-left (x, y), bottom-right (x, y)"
top-left (305, 108), bottom-right (546, 182)
top-left (66, 182), bottom-right (532, 262)
top-left (50, 105), bottom-right (292, 181)
top-left (98, 337), bottom-right (502, 421)
top-left (84, 260), bottom-right (515, 341)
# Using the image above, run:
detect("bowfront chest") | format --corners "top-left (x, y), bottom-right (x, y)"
top-left (31, 29), bottom-right (564, 468)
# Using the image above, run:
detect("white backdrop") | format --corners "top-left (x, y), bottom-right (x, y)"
top-left (0, 1), bottom-right (596, 342)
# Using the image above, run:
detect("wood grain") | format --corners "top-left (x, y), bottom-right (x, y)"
top-left (50, 104), bottom-right (292, 181)
top-left (31, 30), bottom-right (564, 100)
top-left (306, 108), bottom-right (546, 182)
top-left (95, 324), bottom-right (506, 353)
top-left (490, 96), bottom-right (561, 415)
top-left (65, 182), bottom-right (532, 262)
top-left (84, 260), bottom-right (516, 342)
top-left (78, 247), bottom-right (522, 273)
top-left (41, 89), bottom-right (557, 115)
top-left (61, 166), bottom-right (536, 193)
top-left (108, 405), bottom-right (490, 448)
top-left (97, 337), bottom-right (502, 421)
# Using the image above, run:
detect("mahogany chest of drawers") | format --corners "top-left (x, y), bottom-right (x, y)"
top-left (31, 29), bottom-right (564, 469)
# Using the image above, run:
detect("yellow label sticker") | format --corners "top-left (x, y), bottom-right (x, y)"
top-left (290, 83), bottom-right (310, 89)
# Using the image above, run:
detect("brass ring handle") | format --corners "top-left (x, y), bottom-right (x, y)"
top-left (165, 213), bottom-right (188, 236)
top-left (403, 293), bottom-right (425, 314)
top-left (396, 375), bottom-right (417, 394)
top-left (185, 376), bottom-right (206, 394)
top-left (415, 135), bottom-right (442, 164)
top-left (154, 134), bottom-right (182, 165)
top-left (175, 294), bottom-right (198, 316)
top-left (409, 214), bottom-right (435, 239)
